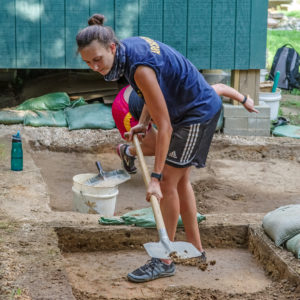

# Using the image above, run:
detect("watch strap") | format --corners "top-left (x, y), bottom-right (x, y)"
top-left (241, 95), bottom-right (248, 104)
top-left (151, 172), bottom-right (162, 181)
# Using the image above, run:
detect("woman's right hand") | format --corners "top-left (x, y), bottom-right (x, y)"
top-left (124, 123), bottom-right (147, 141)
top-left (243, 95), bottom-right (259, 113)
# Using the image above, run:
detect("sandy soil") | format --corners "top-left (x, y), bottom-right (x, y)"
top-left (31, 146), bottom-right (300, 216)
top-left (63, 249), bottom-right (272, 299)
top-left (1, 125), bottom-right (300, 299)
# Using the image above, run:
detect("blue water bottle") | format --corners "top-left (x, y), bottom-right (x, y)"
top-left (11, 131), bottom-right (23, 171)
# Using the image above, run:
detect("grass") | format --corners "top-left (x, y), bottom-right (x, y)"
top-left (278, 10), bottom-right (300, 18)
top-left (267, 30), bottom-right (300, 69)
top-left (282, 89), bottom-right (300, 95)
top-left (280, 99), bottom-right (300, 108)
top-left (278, 98), bottom-right (300, 126)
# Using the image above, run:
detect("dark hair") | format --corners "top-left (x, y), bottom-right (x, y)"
top-left (76, 14), bottom-right (119, 51)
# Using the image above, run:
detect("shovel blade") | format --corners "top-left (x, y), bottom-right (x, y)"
top-left (85, 174), bottom-right (104, 185)
top-left (143, 240), bottom-right (202, 259)
top-left (85, 170), bottom-right (130, 186)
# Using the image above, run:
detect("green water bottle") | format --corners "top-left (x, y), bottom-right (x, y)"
top-left (11, 131), bottom-right (23, 171)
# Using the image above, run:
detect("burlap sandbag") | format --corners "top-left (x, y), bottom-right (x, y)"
top-left (263, 204), bottom-right (300, 246)
top-left (0, 109), bottom-right (27, 124)
top-left (24, 110), bottom-right (67, 127)
top-left (286, 233), bottom-right (300, 259)
top-left (65, 103), bottom-right (115, 130)
top-left (17, 92), bottom-right (70, 111)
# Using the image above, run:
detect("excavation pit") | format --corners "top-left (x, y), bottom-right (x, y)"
top-left (1, 126), bottom-right (300, 299)
top-left (55, 224), bottom-right (300, 300)
top-left (30, 139), bottom-right (300, 216)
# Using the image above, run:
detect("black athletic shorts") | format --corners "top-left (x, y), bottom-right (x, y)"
top-left (166, 109), bottom-right (221, 169)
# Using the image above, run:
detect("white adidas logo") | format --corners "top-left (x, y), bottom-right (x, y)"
top-left (168, 151), bottom-right (177, 159)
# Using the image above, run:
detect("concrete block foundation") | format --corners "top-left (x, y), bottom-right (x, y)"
top-left (223, 104), bottom-right (271, 136)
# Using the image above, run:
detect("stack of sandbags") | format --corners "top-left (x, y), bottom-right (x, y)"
top-left (263, 204), bottom-right (300, 259)
top-left (0, 92), bottom-right (116, 130)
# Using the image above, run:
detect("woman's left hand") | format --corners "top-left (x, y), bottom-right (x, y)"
top-left (124, 123), bottom-right (147, 141)
top-left (146, 179), bottom-right (162, 202)
top-left (243, 95), bottom-right (259, 113)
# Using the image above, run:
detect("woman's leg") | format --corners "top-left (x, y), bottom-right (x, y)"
top-left (160, 164), bottom-right (187, 241)
top-left (177, 168), bottom-right (203, 251)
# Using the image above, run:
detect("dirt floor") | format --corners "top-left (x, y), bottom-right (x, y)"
top-left (63, 248), bottom-right (272, 299)
top-left (0, 124), bottom-right (300, 299)
top-left (30, 150), bottom-right (300, 216)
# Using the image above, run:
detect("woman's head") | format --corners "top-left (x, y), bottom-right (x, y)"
top-left (77, 14), bottom-right (119, 75)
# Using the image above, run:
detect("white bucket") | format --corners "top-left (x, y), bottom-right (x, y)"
top-left (260, 69), bottom-right (268, 82)
top-left (72, 173), bottom-right (119, 216)
top-left (259, 88), bottom-right (281, 120)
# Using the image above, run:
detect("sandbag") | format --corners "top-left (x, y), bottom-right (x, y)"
top-left (65, 103), bottom-right (115, 130)
top-left (99, 207), bottom-right (206, 228)
top-left (263, 204), bottom-right (300, 246)
top-left (0, 109), bottom-right (27, 124)
top-left (24, 110), bottom-right (67, 127)
top-left (17, 92), bottom-right (70, 111)
top-left (286, 233), bottom-right (300, 259)
top-left (70, 97), bottom-right (87, 108)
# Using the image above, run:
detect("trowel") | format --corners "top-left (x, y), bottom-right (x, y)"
top-left (133, 135), bottom-right (203, 259)
top-left (85, 161), bottom-right (130, 186)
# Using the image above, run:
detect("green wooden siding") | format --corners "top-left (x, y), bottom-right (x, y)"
top-left (188, 0), bottom-right (212, 69)
top-left (41, 0), bottom-right (65, 68)
top-left (0, 0), bottom-right (16, 68)
top-left (235, 0), bottom-right (251, 69)
top-left (0, 0), bottom-right (268, 69)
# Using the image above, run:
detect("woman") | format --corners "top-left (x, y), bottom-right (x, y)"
top-left (76, 14), bottom-right (258, 283)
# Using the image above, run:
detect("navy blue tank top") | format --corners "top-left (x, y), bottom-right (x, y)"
top-left (122, 37), bottom-right (222, 128)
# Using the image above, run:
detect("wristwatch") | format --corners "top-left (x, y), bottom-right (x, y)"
top-left (241, 95), bottom-right (248, 104)
top-left (151, 172), bottom-right (163, 181)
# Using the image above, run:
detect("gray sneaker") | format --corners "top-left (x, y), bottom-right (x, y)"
top-left (198, 251), bottom-right (207, 263)
top-left (117, 144), bottom-right (137, 174)
top-left (127, 258), bottom-right (176, 283)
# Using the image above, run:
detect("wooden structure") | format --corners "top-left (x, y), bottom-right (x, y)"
top-left (0, 0), bottom-right (268, 104)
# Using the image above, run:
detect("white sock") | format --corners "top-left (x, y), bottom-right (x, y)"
top-left (125, 146), bottom-right (134, 157)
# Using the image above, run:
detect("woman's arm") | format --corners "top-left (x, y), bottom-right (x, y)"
top-left (138, 104), bottom-right (152, 129)
top-left (134, 66), bottom-right (173, 200)
top-left (212, 83), bottom-right (258, 113)
top-left (134, 66), bottom-right (172, 174)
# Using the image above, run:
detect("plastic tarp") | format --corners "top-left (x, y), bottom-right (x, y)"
top-left (99, 207), bottom-right (206, 228)
top-left (0, 109), bottom-right (27, 124)
top-left (65, 103), bottom-right (115, 130)
top-left (263, 204), bottom-right (300, 246)
top-left (24, 110), bottom-right (67, 127)
top-left (16, 92), bottom-right (71, 111)
top-left (286, 233), bottom-right (300, 259)
top-left (272, 124), bottom-right (300, 139)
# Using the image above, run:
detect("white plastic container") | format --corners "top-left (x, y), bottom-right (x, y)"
top-left (259, 88), bottom-right (281, 120)
top-left (72, 173), bottom-right (119, 216)
top-left (260, 69), bottom-right (269, 82)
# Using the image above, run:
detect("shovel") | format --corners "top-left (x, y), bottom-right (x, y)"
top-left (133, 135), bottom-right (202, 259)
top-left (85, 161), bottom-right (130, 186)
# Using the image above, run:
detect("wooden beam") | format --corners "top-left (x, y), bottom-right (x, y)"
top-left (230, 69), bottom-right (260, 105)
top-left (231, 70), bottom-right (240, 105)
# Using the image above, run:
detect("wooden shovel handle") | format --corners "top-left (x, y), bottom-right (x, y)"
top-left (133, 135), bottom-right (166, 231)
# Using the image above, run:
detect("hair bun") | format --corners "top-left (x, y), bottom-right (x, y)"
top-left (88, 14), bottom-right (105, 26)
